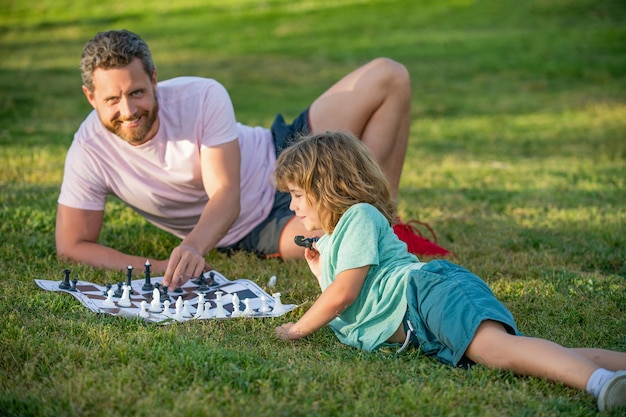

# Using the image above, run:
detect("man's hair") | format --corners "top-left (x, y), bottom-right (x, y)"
top-left (274, 131), bottom-right (396, 233)
top-left (80, 30), bottom-right (155, 92)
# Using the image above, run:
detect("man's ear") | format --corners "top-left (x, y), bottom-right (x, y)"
top-left (82, 85), bottom-right (96, 108)
top-left (151, 69), bottom-right (158, 89)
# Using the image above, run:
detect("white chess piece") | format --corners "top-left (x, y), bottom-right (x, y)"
top-left (102, 288), bottom-right (116, 307)
top-left (268, 275), bottom-right (277, 289)
top-left (259, 295), bottom-right (272, 314)
top-left (139, 301), bottom-right (150, 318)
top-left (162, 300), bottom-right (172, 318)
top-left (149, 288), bottom-right (162, 313)
top-left (214, 291), bottom-right (228, 318)
top-left (182, 300), bottom-right (192, 318)
top-left (272, 292), bottom-right (286, 316)
top-left (230, 293), bottom-right (241, 317)
top-left (201, 299), bottom-right (212, 319)
top-left (242, 298), bottom-right (254, 316)
top-left (173, 296), bottom-right (185, 321)
top-left (118, 284), bottom-right (132, 308)
top-left (194, 294), bottom-right (205, 319)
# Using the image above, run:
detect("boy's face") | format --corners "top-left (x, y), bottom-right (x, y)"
top-left (287, 183), bottom-right (322, 231)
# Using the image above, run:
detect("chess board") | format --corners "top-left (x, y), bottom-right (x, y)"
top-left (35, 270), bottom-right (296, 324)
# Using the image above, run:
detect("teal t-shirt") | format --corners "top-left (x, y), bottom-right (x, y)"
top-left (315, 203), bottom-right (420, 351)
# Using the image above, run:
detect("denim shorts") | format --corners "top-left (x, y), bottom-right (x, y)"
top-left (218, 109), bottom-right (311, 257)
top-left (403, 260), bottom-right (521, 368)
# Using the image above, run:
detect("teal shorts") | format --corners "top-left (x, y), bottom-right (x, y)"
top-left (403, 260), bottom-right (521, 368)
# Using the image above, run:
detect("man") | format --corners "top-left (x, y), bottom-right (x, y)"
top-left (56, 29), bottom-right (448, 290)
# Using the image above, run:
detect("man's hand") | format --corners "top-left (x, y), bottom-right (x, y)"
top-left (162, 244), bottom-right (210, 289)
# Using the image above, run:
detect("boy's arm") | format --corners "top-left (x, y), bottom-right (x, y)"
top-left (276, 265), bottom-right (369, 340)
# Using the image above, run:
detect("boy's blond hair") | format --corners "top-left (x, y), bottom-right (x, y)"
top-left (274, 131), bottom-right (396, 233)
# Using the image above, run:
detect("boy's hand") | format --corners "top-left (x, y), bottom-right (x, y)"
top-left (304, 246), bottom-right (322, 280)
top-left (275, 322), bottom-right (297, 341)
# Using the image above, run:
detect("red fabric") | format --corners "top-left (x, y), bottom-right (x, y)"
top-left (393, 219), bottom-right (451, 257)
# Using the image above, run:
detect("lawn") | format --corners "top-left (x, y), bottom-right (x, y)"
top-left (1, 0), bottom-right (625, 416)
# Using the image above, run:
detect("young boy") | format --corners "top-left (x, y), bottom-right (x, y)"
top-left (272, 130), bottom-right (626, 411)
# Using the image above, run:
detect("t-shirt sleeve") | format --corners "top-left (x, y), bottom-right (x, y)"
top-left (57, 137), bottom-right (108, 211)
top-left (333, 204), bottom-right (382, 274)
top-left (198, 80), bottom-right (239, 149)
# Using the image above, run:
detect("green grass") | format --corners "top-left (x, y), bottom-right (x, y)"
top-left (1, 0), bottom-right (625, 415)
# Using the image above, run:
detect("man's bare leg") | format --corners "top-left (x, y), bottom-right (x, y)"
top-left (308, 58), bottom-right (411, 200)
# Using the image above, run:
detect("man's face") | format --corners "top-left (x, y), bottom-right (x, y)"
top-left (83, 58), bottom-right (159, 146)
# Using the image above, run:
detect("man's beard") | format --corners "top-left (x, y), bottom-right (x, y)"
top-left (103, 99), bottom-right (159, 146)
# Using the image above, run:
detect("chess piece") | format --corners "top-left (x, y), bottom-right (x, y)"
top-left (268, 275), bottom-right (277, 289)
top-left (272, 292), bottom-right (286, 316)
top-left (162, 300), bottom-right (172, 318)
top-left (230, 293), bottom-right (241, 317)
top-left (242, 298), bottom-right (254, 316)
top-left (142, 260), bottom-right (152, 291)
top-left (194, 294), bottom-right (205, 319)
top-left (103, 283), bottom-right (112, 297)
top-left (69, 278), bottom-right (78, 292)
top-left (173, 296), bottom-right (185, 321)
top-left (113, 281), bottom-right (124, 298)
top-left (102, 288), bottom-right (116, 307)
top-left (182, 300), bottom-right (192, 318)
top-left (159, 284), bottom-right (169, 302)
top-left (139, 301), bottom-right (150, 318)
top-left (117, 284), bottom-right (132, 308)
top-left (213, 291), bottom-right (228, 318)
top-left (259, 295), bottom-right (272, 314)
top-left (201, 299), bottom-right (212, 319)
top-left (125, 265), bottom-right (133, 291)
top-left (59, 269), bottom-right (71, 290)
top-left (149, 288), bottom-right (162, 313)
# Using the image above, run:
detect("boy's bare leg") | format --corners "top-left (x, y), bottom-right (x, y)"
top-left (465, 320), bottom-right (601, 390)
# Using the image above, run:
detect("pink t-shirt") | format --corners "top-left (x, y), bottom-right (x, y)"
top-left (58, 77), bottom-right (276, 247)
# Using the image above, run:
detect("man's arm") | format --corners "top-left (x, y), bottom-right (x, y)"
top-left (162, 139), bottom-right (241, 288)
top-left (55, 204), bottom-right (169, 273)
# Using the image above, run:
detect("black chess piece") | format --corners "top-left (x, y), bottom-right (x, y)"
top-left (160, 285), bottom-right (170, 302)
top-left (142, 261), bottom-right (152, 291)
top-left (125, 265), bottom-right (135, 295)
top-left (113, 281), bottom-right (123, 298)
top-left (197, 273), bottom-right (209, 292)
top-left (294, 235), bottom-right (319, 249)
top-left (208, 271), bottom-right (216, 286)
top-left (103, 283), bottom-right (112, 296)
top-left (69, 278), bottom-right (78, 292)
top-left (59, 269), bottom-right (71, 290)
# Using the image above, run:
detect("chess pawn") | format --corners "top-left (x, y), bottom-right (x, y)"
top-left (102, 288), bottom-right (116, 307)
top-left (182, 300), bottom-right (192, 318)
top-left (201, 299), bottom-right (212, 319)
top-left (162, 300), bottom-right (172, 318)
top-left (259, 295), bottom-right (272, 314)
top-left (139, 301), bottom-right (150, 318)
top-left (242, 298), bottom-right (254, 316)
top-left (272, 292), bottom-right (286, 316)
